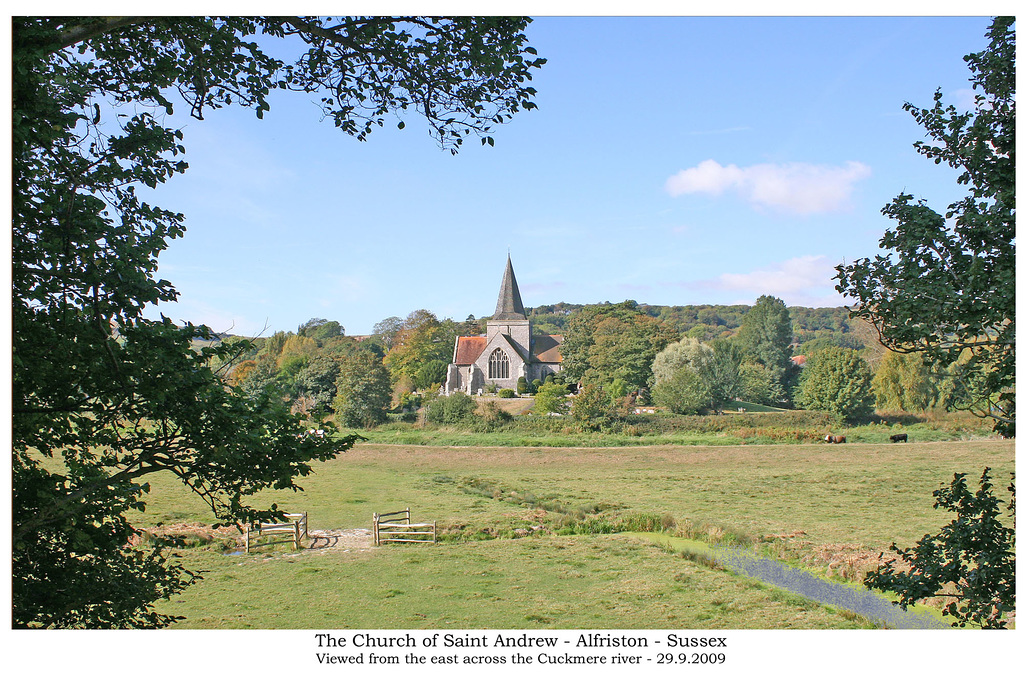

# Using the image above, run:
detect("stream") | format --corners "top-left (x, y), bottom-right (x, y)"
top-left (625, 533), bottom-right (949, 629)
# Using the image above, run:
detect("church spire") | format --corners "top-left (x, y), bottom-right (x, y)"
top-left (493, 255), bottom-right (527, 320)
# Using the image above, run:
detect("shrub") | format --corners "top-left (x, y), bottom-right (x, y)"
top-left (424, 391), bottom-right (477, 424)
top-left (498, 388), bottom-right (516, 398)
top-left (516, 376), bottom-right (530, 394)
top-left (572, 384), bottom-right (611, 424)
top-left (534, 383), bottom-right (569, 415)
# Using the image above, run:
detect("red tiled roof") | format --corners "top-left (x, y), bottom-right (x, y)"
top-left (533, 334), bottom-right (563, 363)
top-left (453, 335), bottom-right (487, 365)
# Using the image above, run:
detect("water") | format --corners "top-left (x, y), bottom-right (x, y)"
top-left (628, 533), bottom-right (949, 629)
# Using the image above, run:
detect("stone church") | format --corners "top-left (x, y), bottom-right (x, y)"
top-left (443, 257), bottom-right (563, 395)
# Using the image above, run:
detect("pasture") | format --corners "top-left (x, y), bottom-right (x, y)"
top-left (143, 439), bottom-right (1014, 629)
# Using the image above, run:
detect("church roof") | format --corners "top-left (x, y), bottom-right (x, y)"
top-left (453, 335), bottom-right (487, 365)
top-left (493, 256), bottom-right (527, 320)
top-left (532, 334), bottom-right (563, 363)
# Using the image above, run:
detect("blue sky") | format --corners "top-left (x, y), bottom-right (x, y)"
top-left (140, 15), bottom-right (997, 337)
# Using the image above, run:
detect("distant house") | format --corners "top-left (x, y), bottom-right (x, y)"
top-left (791, 355), bottom-right (808, 367)
top-left (443, 257), bottom-right (562, 394)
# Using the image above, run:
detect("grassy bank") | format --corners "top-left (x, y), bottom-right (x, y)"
top-left (348, 409), bottom-right (999, 447)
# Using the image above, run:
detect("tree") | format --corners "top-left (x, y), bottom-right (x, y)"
top-left (653, 368), bottom-right (712, 415)
top-left (871, 351), bottom-right (940, 412)
top-left (572, 384), bottom-right (612, 424)
top-left (651, 338), bottom-right (713, 414)
top-left (738, 295), bottom-right (794, 373)
top-left (383, 310), bottom-right (457, 386)
top-left (561, 301), bottom-right (678, 394)
top-left (738, 362), bottom-right (784, 407)
top-left (835, 17), bottom-right (1015, 435)
top-left (414, 359), bottom-right (450, 390)
top-left (372, 316), bottom-right (404, 352)
top-left (12, 16), bottom-right (544, 627)
top-left (294, 354), bottom-right (342, 412)
top-left (534, 383), bottom-right (570, 415)
top-left (796, 347), bottom-right (874, 422)
top-left (298, 318), bottom-right (344, 341)
top-left (333, 350), bottom-right (392, 428)
top-left (737, 295), bottom-right (797, 406)
top-left (651, 337), bottom-right (740, 413)
top-left (864, 468), bottom-right (1015, 629)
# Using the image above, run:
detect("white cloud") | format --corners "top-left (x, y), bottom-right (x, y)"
top-left (700, 255), bottom-right (847, 307)
top-left (665, 160), bottom-right (871, 214)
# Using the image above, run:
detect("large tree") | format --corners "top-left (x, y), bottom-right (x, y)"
top-left (736, 295), bottom-right (796, 406)
top-left (333, 350), bottom-right (393, 428)
top-left (561, 301), bottom-right (678, 395)
top-left (12, 16), bottom-right (544, 628)
top-left (651, 337), bottom-right (739, 414)
top-left (835, 17), bottom-right (1015, 435)
top-left (795, 347), bottom-right (874, 422)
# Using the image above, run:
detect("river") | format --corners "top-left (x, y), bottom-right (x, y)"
top-left (625, 533), bottom-right (949, 629)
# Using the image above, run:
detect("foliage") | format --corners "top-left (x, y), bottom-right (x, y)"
top-left (560, 301), bottom-right (677, 393)
top-left (738, 362), bottom-right (785, 407)
top-left (737, 296), bottom-right (797, 406)
top-left (333, 349), bottom-right (392, 428)
top-left (652, 337), bottom-right (740, 413)
top-left (294, 354), bottom-right (341, 414)
top-left (653, 367), bottom-right (712, 415)
top-left (738, 296), bottom-right (794, 371)
top-left (384, 310), bottom-right (458, 386)
top-left (297, 318), bottom-right (344, 340)
top-left (796, 347), bottom-right (874, 422)
top-left (864, 468), bottom-right (1015, 628)
top-left (371, 316), bottom-right (404, 351)
top-left (498, 388), bottom-right (516, 398)
top-left (424, 392), bottom-right (479, 424)
top-left (517, 376), bottom-right (531, 394)
top-left (414, 359), bottom-right (449, 390)
top-left (871, 351), bottom-right (940, 413)
top-left (533, 383), bottom-right (570, 415)
top-left (12, 15), bottom-right (543, 627)
top-left (572, 384), bottom-right (612, 424)
top-left (835, 18), bottom-right (1015, 434)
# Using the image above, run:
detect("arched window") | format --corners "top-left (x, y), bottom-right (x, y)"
top-left (488, 349), bottom-right (510, 379)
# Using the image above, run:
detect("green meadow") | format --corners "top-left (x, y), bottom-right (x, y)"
top-left (142, 439), bottom-right (1014, 629)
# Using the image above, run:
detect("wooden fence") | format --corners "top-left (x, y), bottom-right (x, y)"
top-left (373, 507), bottom-right (436, 545)
top-left (245, 512), bottom-right (308, 552)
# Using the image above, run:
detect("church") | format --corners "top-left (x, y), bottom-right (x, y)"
top-left (443, 257), bottom-right (563, 395)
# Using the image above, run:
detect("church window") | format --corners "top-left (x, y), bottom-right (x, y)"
top-left (488, 349), bottom-right (510, 379)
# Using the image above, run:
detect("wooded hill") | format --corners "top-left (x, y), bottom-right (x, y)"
top-left (526, 302), bottom-right (863, 355)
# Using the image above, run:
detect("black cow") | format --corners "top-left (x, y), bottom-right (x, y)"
top-left (890, 433), bottom-right (908, 443)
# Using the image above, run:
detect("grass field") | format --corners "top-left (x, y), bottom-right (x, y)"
top-left (142, 439), bottom-right (1014, 629)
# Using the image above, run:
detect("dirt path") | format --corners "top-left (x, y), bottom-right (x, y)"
top-left (305, 528), bottom-right (373, 553)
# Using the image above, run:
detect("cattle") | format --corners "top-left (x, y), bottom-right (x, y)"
top-left (890, 433), bottom-right (908, 443)
top-left (824, 434), bottom-right (846, 444)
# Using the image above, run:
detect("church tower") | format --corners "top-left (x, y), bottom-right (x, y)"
top-left (487, 255), bottom-right (531, 358)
